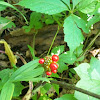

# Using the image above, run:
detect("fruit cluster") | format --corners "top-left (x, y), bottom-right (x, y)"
top-left (39, 55), bottom-right (59, 76)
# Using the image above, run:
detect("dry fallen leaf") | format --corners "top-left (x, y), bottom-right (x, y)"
top-left (90, 48), bottom-right (100, 57)
top-left (0, 40), bottom-right (17, 66)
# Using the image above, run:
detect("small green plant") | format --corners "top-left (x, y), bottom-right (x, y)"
top-left (0, 0), bottom-right (100, 100)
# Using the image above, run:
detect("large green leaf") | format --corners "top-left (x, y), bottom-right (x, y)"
top-left (13, 67), bottom-right (44, 81)
top-left (74, 63), bottom-right (100, 100)
top-left (18, 0), bottom-right (68, 15)
top-left (76, 0), bottom-right (98, 14)
top-left (9, 59), bottom-right (39, 82)
top-left (54, 94), bottom-right (77, 100)
top-left (1, 82), bottom-right (14, 100)
top-left (63, 14), bottom-right (84, 53)
top-left (88, 57), bottom-right (100, 80)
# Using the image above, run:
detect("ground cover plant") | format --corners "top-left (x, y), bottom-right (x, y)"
top-left (0, 0), bottom-right (100, 100)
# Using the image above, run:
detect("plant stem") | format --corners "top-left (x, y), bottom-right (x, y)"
top-left (50, 80), bottom-right (100, 99)
top-left (47, 26), bottom-right (60, 55)
top-left (78, 30), bottom-right (100, 59)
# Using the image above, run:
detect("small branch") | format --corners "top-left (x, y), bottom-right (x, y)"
top-left (47, 26), bottom-right (60, 55)
top-left (50, 80), bottom-right (100, 99)
top-left (78, 30), bottom-right (100, 60)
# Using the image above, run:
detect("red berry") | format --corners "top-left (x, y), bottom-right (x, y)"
top-left (39, 58), bottom-right (45, 64)
top-left (52, 55), bottom-right (59, 62)
top-left (52, 69), bottom-right (57, 73)
top-left (46, 71), bottom-right (52, 76)
top-left (50, 63), bottom-right (58, 70)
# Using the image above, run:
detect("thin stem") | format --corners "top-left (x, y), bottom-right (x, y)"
top-left (78, 30), bottom-right (100, 59)
top-left (50, 80), bottom-right (100, 99)
top-left (47, 26), bottom-right (60, 55)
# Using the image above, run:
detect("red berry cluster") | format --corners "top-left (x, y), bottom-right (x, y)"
top-left (39, 55), bottom-right (59, 76)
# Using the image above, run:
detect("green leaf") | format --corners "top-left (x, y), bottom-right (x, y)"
top-left (74, 63), bottom-right (90, 80)
top-left (52, 84), bottom-right (59, 95)
top-left (76, 0), bottom-right (97, 14)
top-left (18, 0), bottom-right (68, 15)
top-left (28, 45), bottom-right (36, 59)
top-left (74, 63), bottom-right (100, 100)
top-left (30, 12), bottom-right (43, 29)
top-left (0, 69), bottom-right (14, 83)
top-left (57, 61), bottom-right (68, 73)
top-left (51, 45), bottom-right (64, 55)
top-left (35, 21), bottom-right (43, 29)
top-left (75, 79), bottom-right (100, 100)
top-left (87, 15), bottom-right (100, 28)
top-left (63, 14), bottom-right (84, 53)
top-left (1, 82), bottom-right (14, 100)
top-left (50, 73), bottom-right (59, 78)
top-left (74, 44), bottom-right (83, 57)
top-left (90, 2), bottom-right (100, 15)
top-left (9, 59), bottom-right (39, 82)
top-left (0, 1), bottom-right (28, 24)
top-left (59, 51), bottom-right (77, 64)
top-left (69, 68), bottom-right (76, 74)
top-left (32, 93), bottom-right (37, 100)
top-left (62, 0), bottom-right (71, 9)
top-left (88, 57), bottom-right (100, 80)
top-left (0, 81), bottom-right (4, 90)
top-left (78, 11), bottom-right (88, 21)
top-left (45, 18), bottom-right (54, 25)
top-left (39, 94), bottom-right (51, 100)
top-left (72, 0), bottom-right (82, 9)
top-left (13, 67), bottom-right (44, 81)
top-left (54, 94), bottom-right (77, 100)
top-left (72, 15), bottom-right (89, 33)
top-left (0, 17), bottom-right (15, 29)
top-left (0, 0), bottom-right (6, 11)
top-left (13, 82), bottom-right (24, 97)
top-left (40, 83), bottom-right (52, 94)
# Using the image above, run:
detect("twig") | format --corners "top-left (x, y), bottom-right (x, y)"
top-left (47, 26), bottom-right (60, 55)
top-left (50, 80), bottom-right (100, 99)
top-left (78, 30), bottom-right (100, 60)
